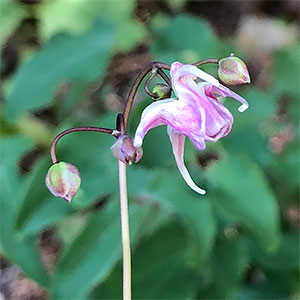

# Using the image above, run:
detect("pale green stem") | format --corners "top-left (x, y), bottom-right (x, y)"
top-left (118, 161), bottom-right (131, 300)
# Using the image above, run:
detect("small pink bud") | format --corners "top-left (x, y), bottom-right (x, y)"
top-left (45, 162), bottom-right (81, 202)
top-left (152, 83), bottom-right (172, 100)
top-left (111, 135), bottom-right (143, 165)
top-left (218, 55), bottom-right (251, 85)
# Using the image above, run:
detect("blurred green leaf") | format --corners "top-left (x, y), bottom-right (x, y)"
top-left (5, 20), bottom-right (115, 121)
top-left (208, 154), bottom-right (280, 251)
top-left (250, 233), bottom-right (300, 271)
top-left (219, 88), bottom-right (276, 168)
top-left (273, 42), bottom-right (300, 97)
top-left (199, 235), bottom-right (248, 299)
top-left (0, 136), bottom-right (49, 286)
top-left (153, 170), bottom-right (216, 265)
top-left (92, 223), bottom-right (199, 299)
top-left (39, 0), bottom-right (146, 51)
top-left (0, 0), bottom-right (26, 47)
top-left (127, 166), bottom-right (216, 264)
top-left (150, 14), bottom-right (234, 64)
top-left (51, 200), bottom-right (153, 299)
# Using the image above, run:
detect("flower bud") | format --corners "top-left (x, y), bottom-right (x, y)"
top-left (45, 162), bottom-right (81, 202)
top-left (111, 135), bottom-right (143, 165)
top-left (218, 55), bottom-right (251, 85)
top-left (152, 83), bottom-right (172, 100)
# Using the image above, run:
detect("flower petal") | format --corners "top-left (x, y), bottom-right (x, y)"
top-left (204, 83), bottom-right (249, 112)
top-left (134, 96), bottom-right (207, 151)
top-left (171, 62), bottom-right (220, 88)
top-left (134, 98), bottom-right (175, 147)
top-left (167, 126), bottom-right (206, 195)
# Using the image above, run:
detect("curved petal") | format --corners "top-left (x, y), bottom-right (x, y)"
top-left (171, 62), bottom-right (220, 89)
top-left (134, 98), bottom-right (176, 147)
top-left (167, 126), bottom-right (206, 195)
top-left (203, 83), bottom-right (249, 112)
top-left (134, 98), bottom-right (205, 149)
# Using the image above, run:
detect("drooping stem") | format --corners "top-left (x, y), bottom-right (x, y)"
top-left (123, 61), bottom-right (170, 132)
top-left (118, 160), bottom-right (131, 300)
top-left (50, 126), bottom-right (118, 164)
top-left (144, 72), bottom-right (159, 99)
top-left (193, 58), bottom-right (219, 67)
top-left (144, 69), bottom-right (172, 99)
top-left (156, 68), bottom-right (172, 86)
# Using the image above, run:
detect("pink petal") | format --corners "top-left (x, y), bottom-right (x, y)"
top-left (167, 126), bottom-right (206, 195)
top-left (171, 62), bottom-right (220, 92)
top-left (204, 83), bottom-right (249, 112)
top-left (134, 99), bottom-right (176, 147)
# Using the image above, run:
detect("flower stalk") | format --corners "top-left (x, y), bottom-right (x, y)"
top-left (50, 126), bottom-right (117, 164)
top-left (118, 160), bottom-right (131, 300)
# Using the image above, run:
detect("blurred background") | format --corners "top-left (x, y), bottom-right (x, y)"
top-left (0, 0), bottom-right (299, 299)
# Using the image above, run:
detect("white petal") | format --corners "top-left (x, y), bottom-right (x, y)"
top-left (167, 126), bottom-right (206, 195)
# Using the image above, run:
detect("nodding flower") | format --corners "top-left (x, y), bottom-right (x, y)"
top-left (134, 61), bottom-right (249, 195)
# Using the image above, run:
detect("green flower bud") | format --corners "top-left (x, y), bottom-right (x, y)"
top-left (111, 135), bottom-right (143, 165)
top-left (45, 162), bottom-right (81, 202)
top-left (218, 55), bottom-right (251, 85)
top-left (152, 83), bottom-right (172, 100)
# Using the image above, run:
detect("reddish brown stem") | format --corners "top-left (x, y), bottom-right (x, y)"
top-left (123, 61), bottom-right (170, 131)
top-left (50, 126), bottom-right (117, 164)
top-left (193, 58), bottom-right (219, 67)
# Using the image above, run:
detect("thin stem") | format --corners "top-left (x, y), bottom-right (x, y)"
top-left (116, 113), bottom-right (125, 135)
top-left (144, 72), bottom-right (159, 99)
top-left (118, 161), bottom-right (131, 300)
top-left (157, 69), bottom-right (171, 86)
top-left (193, 58), bottom-right (219, 67)
top-left (144, 69), bottom-right (172, 99)
top-left (50, 126), bottom-right (118, 164)
top-left (123, 61), bottom-right (170, 131)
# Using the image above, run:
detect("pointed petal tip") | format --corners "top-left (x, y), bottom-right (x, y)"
top-left (63, 195), bottom-right (72, 202)
top-left (238, 103), bottom-right (249, 112)
top-left (192, 185), bottom-right (207, 195)
top-left (199, 189), bottom-right (207, 195)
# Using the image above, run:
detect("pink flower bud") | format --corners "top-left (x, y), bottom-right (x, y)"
top-left (218, 56), bottom-right (251, 85)
top-left (111, 135), bottom-right (143, 165)
top-left (45, 162), bottom-right (81, 202)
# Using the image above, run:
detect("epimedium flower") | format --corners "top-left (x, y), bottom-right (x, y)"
top-left (134, 61), bottom-right (249, 195)
top-left (45, 162), bottom-right (81, 202)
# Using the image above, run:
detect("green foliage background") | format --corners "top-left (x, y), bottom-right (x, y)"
top-left (0, 0), bottom-right (299, 299)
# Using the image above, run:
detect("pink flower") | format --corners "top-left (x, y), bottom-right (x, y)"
top-left (134, 62), bottom-right (249, 195)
